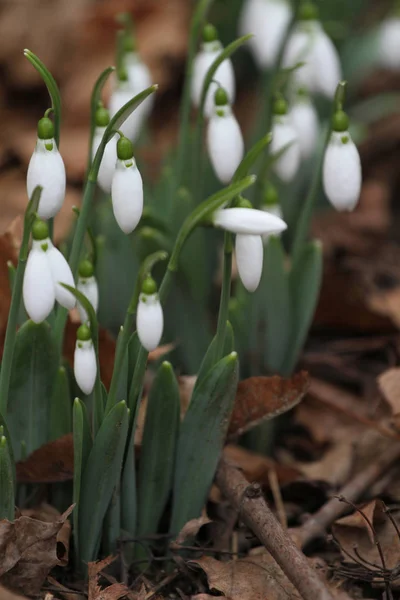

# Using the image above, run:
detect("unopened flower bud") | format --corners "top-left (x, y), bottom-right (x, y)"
top-left (74, 324), bottom-right (97, 395)
top-left (137, 277), bottom-right (163, 351)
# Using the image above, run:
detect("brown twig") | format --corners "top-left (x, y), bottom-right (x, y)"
top-left (216, 455), bottom-right (336, 600)
top-left (292, 443), bottom-right (400, 549)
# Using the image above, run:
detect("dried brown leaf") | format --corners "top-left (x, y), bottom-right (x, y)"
top-left (173, 514), bottom-right (211, 548)
top-left (88, 556), bottom-right (129, 600)
top-left (16, 434), bottom-right (74, 483)
top-left (228, 372), bottom-right (309, 438)
top-left (0, 585), bottom-right (29, 600)
top-left (378, 368), bottom-right (400, 429)
top-left (0, 505), bottom-right (73, 595)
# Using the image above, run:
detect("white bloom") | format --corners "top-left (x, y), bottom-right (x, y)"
top-left (261, 203), bottom-right (284, 242)
top-left (191, 42), bottom-right (236, 117)
top-left (125, 52), bottom-right (154, 135)
top-left (46, 245), bottom-right (76, 310)
top-left (92, 128), bottom-right (117, 194)
top-left (239, 0), bottom-right (292, 68)
top-left (207, 106), bottom-right (244, 183)
top-left (111, 158), bottom-right (143, 234)
top-left (271, 115), bottom-right (300, 181)
top-left (323, 131), bottom-right (362, 211)
top-left (379, 18), bottom-right (400, 70)
top-left (74, 339), bottom-right (97, 395)
top-left (213, 207), bottom-right (287, 235)
top-left (27, 138), bottom-right (66, 220)
top-left (289, 97), bottom-right (319, 159)
top-left (77, 276), bottom-right (99, 323)
top-left (109, 82), bottom-right (139, 142)
top-left (23, 240), bottom-right (55, 324)
top-left (137, 293), bottom-right (164, 352)
top-left (283, 21), bottom-right (341, 97)
top-left (235, 234), bottom-right (263, 292)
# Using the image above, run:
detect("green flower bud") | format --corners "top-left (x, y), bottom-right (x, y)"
top-left (117, 136), bottom-right (134, 160)
top-left (123, 34), bottom-right (136, 53)
top-left (215, 87), bottom-right (229, 106)
top-left (117, 66), bottom-right (128, 82)
top-left (332, 110), bottom-right (349, 132)
top-left (95, 106), bottom-right (110, 127)
top-left (142, 276), bottom-right (157, 295)
top-left (77, 324), bottom-right (92, 342)
top-left (264, 183), bottom-right (279, 206)
top-left (237, 196), bottom-right (253, 209)
top-left (32, 218), bottom-right (49, 241)
top-left (203, 23), bottom-right (218, 43)
top-left (37, 117), bottom-right (54, 140)
top-left (78, 259), bottom-right (94, 278)
top-left (273, 97), bottom-right (288, 116)
top-left (299, 1), bottom-right (319, 20)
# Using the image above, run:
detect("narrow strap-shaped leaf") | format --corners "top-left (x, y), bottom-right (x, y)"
top-left (0, 418), bottom-right (15, 493)
top-left (72, 398), bottom-right (92, 567)
top-left (120, 428), bottom-right (136, 535)
top-left (284, 240), bottom-right (322, 374)
top-left (49, 366), bottom-right (72, 441)
top-left (0, 435), bottom-right (15, 521)
top-left (78, 400), bottom-right (129, 564)
top-left (103, 484), bottom-right (121, 556)
top-left (138, 362), bottom-right (180, 536)
top-left (233, 133), bottom-right (272, 183)
top-left (170, 352), bottom-right (239, 534)
top-left (194, 321), bottom-right (234, 392)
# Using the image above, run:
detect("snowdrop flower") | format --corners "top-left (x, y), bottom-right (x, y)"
top-left (124, 37), bottom-right (154, 138)
top-left (27, 116), bottom-right (66, 220)
top-left (271, 98), bottom-right (300, 182)
top-left (323, 110), bottom-right (362, 212)
top-left (191, 24), bottom-right (236, 117)
top-left (23, 219), bottom-right (76, 323)
top-left (92, 106), bottom-right (117, 194)
top-left (137, 277), bottom-right (163, 351)
top-left (236, 233), bottom-right (264, 292)
top-left (74, 324), bottom-right (97, 395)
top-left (283, 2), bottom-right (341, 98)
top-left (379, 17), bottom-right (400, 70)
top-left (239, 0), bottom-right (292, 68)
top-left (111, 135), bottom-right (143, 234)
top-left (109, 68), bottom-right (139, 142)
top-left (77, 260), bottom-right (99, 324)
top-left (206, 87), bottom-right (244, 184)
top-left (289, 89), bottom-right (319, 160)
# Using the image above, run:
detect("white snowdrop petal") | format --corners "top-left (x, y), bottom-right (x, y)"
top-left (207, 112), bottom-right (244, 183)
top-left (92, 128), bottom-right (117, 194)
top-left (77, 277), bottom-right (99, 323)
top-left (213, 207), bottom-right (287, 235)
top-left (261, 204), bottom-right (284, 242)
top-left (271, 117), bottom-right (300, 181)
top-left (289, 100), bottom-right (319, 159)
top-left (191, 47), bottom-right (235, 117)
top-left (235, 234), bottom-right (263, 292)
top-left (313, 28), bottom-right (341, 97)
top-left (379, 18), bottom-right (400, 70)
top-left (323, 132), bottom-right (362, 212)
top-left (23, 243), bottom-right (55, 323)
top-left (46, 246), bottom-right (76, 309)
top-left (137, 294), bottom-right (164, 352)
top-left (283, 25), bottom-right (316, 91)
top-left (27, 139), bottom-right (66, 220)
top-left (109, 86), bottom-right (142, 141)
top-left (126, 53), bottom-right (154, 128)
top-left (111, 160), bottom-right (144, 234)
top-left (74, 340), bottom-right (97, 395)
top-left (239, 0), bottom-right (292, 68)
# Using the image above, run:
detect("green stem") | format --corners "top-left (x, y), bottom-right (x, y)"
top-left (214, 233), bottom-right (232, 362)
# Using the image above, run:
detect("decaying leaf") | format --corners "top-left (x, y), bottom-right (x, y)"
top-left (16, 434), bottom-right (74, 483)
top-left (378, 367), bottom-right (400, 429)
top-left (223, 445), bottom-right (300, 488)
top-left (228, 372), bottom-right (309, 438)
top-left (0, 505), bottom-right (73, 595)
top-left (0, 585), bottom-right (29, 600)
top-left (172, 513), bottom-right (212, 548)
top-left (88, 555), bottom-right (129, 600)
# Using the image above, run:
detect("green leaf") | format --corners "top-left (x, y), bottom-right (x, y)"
top-left (103, 484), bottom-right (121, 556)
top-left (7, 321), bottom-right (58, 460)
top-left (78, 400), bottom-right (129, 564)
top-left (121, 429), bottom-right (136, 535)
top-left (233, 134), bottom-right (272, 183)
top-left (195, 321), bottom-right (235, 392)
top-left (24, 50), bottom-right (61, 147)
top-left (72, 398), bottom-right (92, 567)
top-left (284, 240), bottom-right (322, 374)
top-left (49, 367), bottom-right (72, 441)
top-left (138, 362), bottom-right (180, 537)
top-left (0, 435), bottom-right (14, 521)
top-left (264, 236), bottom-right (292, 375)
top-left (0, 417), bottom-right (16, 493)
top-left (170, 352), bottom-right (239, 534)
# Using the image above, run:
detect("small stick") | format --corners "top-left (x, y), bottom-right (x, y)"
top-left (268, 468), bottom-right (287, 529)
top-left (292, 443), bottom-right (400, 549)
top-left (216, 456), bottom-right (336, 600)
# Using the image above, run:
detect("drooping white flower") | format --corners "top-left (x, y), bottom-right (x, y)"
top-left (235, 233), bottom-right (264, 292)
top-left (206, 88), bottom-right (244, 184)
top-left (283, 6), bottom-right (341, 98)
top-left (191, 24), bottom-right (236, 117)
top-left (136, 278), bottom-right (163, 352)
top-left (109, 71), bottom-right (143, 142)
top-left (125, 51), bottom-right (154, 137)
top-left (22, 219), bottom-right (76, 323)
top-left (91, 107), bottom-right (117, 194)
top-left (239, 0), bottom-right (292, 68)
top-left (77, 260), bottom-right (99, 323)
top-left (74, 325), bottom-right (97, 395)
top-left (323, 130), bottom-right (362, 212)
top-left (27, 117), bottom-right (66, 220)
top-left (261, 184), bottom-right (284, 241)
top-left (289, 92), bottom-right (319, 159)
top-left (213, 206), bottom-right (287, 235)
top-left (379, 17), bottom-right (400, 70)
top-left (271, 99), bottom-right (300, 181)
top-left (111, 136), bottom-right (143, 234)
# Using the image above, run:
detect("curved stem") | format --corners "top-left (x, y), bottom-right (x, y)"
top-left (213, 232), bottom-right (233, 362)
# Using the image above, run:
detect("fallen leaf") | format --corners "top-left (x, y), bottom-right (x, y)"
top-left (88, 555), bottom-right (129, 600)
top-left (378, 367), bottom-right (400, 429)
top-left (332, 499), bottom-right (400, 570)
top-left (0, 585), bottom-right (29, 600)
top-left (0, 505), bottom-right (73, 595)
top-left (21, 504), bottom-right (72, 569)
top-left (16, 434), bottom-right (74, 483)
top-left (172, 513), bottom-right (211, 548)
top-left (297, 439), bottom-right (355, 487)
top-left (228, 372), bottom-right (309, 438)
